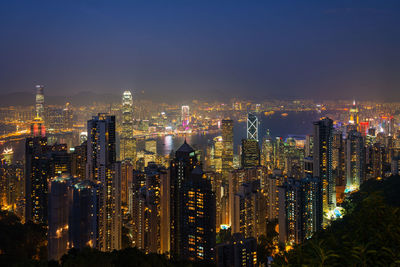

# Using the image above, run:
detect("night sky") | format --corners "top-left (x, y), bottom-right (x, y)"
top-left (1, 0), bottom-right (400, 102)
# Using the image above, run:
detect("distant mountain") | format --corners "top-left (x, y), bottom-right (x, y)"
top-left (0, 91), bottom-right (121, 107)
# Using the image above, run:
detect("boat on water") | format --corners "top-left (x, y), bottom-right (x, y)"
top-left (281, 113), bottom-right (289, 117)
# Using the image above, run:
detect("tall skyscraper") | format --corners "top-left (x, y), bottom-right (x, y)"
top-left (48, 175), bottom-right (73, 261)
top-left (35, 85), bottom-right (45, 119)
top-left (170, 140), bottom-right (200, 259)
top-left (121, 91), bottom-right (136, 162)
top-left (247, 113), bottom-right (258, 141)
top-left (231, 180), bottom-right (265, 240)
top-left (131, 163), bottom-right (166, 254)
top-left (69, 180), bottom-right (100, 250)
top-left (313, 117), bottom-right (335, 214)
top-left (25, 134), bottom-right (48, 223)
top-left (278, 177), bottom-right (322, 246)
top-left (86, 113), bottom-right (121, 251)
top-left (221, 120), bottom-right (234, 179)
top-left (346, 130), bottom-right (365, 192)
top-left (181, 166), bottom-right (216, 262)
top-left (181, 105), bottom-right (190, 128)
top-left (241, 139), bottom-right (260, 168)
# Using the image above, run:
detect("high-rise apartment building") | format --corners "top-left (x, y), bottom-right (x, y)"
top-left (278, 177), bottom-right (322, 246)
top-left (86, 113), bottom-right (121, 251)
top-left (346, 130), bottom-right (365, 191)
top-left (48, 175), bottom-right (73, 261)
top-left (181, 166), bottom-right (216, 262)
top-left (170, 140), bottom-right (200, 259)
top-left (313, 117), bottom-right (335, 214)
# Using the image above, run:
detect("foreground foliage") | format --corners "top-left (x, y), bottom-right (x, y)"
top-left (273, 175), bottom-right (400, 266)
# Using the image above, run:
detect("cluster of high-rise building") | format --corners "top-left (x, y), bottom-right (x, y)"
top-left (0, 87), bottom-right (400, 265)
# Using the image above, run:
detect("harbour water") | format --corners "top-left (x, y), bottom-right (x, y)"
top-left (151, 110), bottom-right (325, 156)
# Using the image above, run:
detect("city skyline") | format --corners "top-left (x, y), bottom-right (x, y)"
top-left (1, 1), bottom-right (400, 266)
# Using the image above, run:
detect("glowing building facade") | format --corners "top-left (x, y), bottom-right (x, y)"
top-left (247, 113), bottom-right (258, 141)
top-left (121, 91), bottom-right (136, 162)
top-left (181, 105), bottom-right (190, 129)
top-left (35, 85), bottom-right (45, 119)
top-left (86, 114), bottom-right (121, 251)
top-left (313, 117), bottom-right (335, 214)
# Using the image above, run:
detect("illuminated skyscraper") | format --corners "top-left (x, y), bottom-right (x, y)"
top-left (241, 139), bottom-right (260, 168)
top-left (25, 135), bottom-right (48, 224)
top-left (346, 130), bottom-right (365, 192)
top-left (247, 113), bottom-right (258, 141)
top-left (181, 105), bottom-right (190, 128)
top-left (313, 117), bottom-right (335, 214)
top-left (211, 136), bottom-right (223, 173)
top-left (231, 180), bottom-right (265, 240)
top-left (121, 91), bottom-right (136, 162)
top-left (349, 100), bottom-right (359, 126)
top-left (131, 163), bottom-right (166, 254)
top-left (170, 140), bottom-right (200, 259)
top-left (221, 120), bottom-right (234, 179)
top-left (35, 85), bottom-right (45, 119)
top-left (86, 114), bottom-right (121, 251)
top-left (278, 177), bottom-right (322, 246)
top-left (181, 166), bottom-right (216, 262)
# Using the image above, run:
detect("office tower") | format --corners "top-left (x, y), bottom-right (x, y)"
top-left (241, 139), bottom-right (260, 168)
top-left (71, 141), bottom-right (87, 180)
top-left (121, 91), bottom-right (136, 162)
top-left (181, 105), bottom-right (190, 128)
top-left (261, 130), bottom-right (273, 170)
top-left (278, 177), bottom-right (322, 246)
top-left (145, 138), bottom-right (157, 154)
top-left (216, 233), bottom-right (257, 267)
top-left (181, 166), bottom-right (216, 262)
top-left (170, 141), bottom-right (200, 259)
top-left (313, 117), bottom-right (335, 214)
top-left (69, 180), bottom-right (99, 249)
top-left (332, 131), bottom-right (345, 187)
top-left (48, 175), bottom-right (72, 261)
top-left (231, 180), bottom-right (265, 240)
top-left (349, 100), bottom-right (359, 126)
top-left (86, 114), bottom-right (121, 251)
top-left (221, 120), bottom-right (234, 179)
top-left (359, 122), bottom-right (369, 137)
top-left (211, 136), bottom-right (223, 173)
top-left (346, 130), bottom-right (365, 191)
top-left (247, 113), bottom-right (259, 141)
top-left (63, 102), bottom-right (74, 129)
top-left (35, 85), bottom-right (45, 119)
